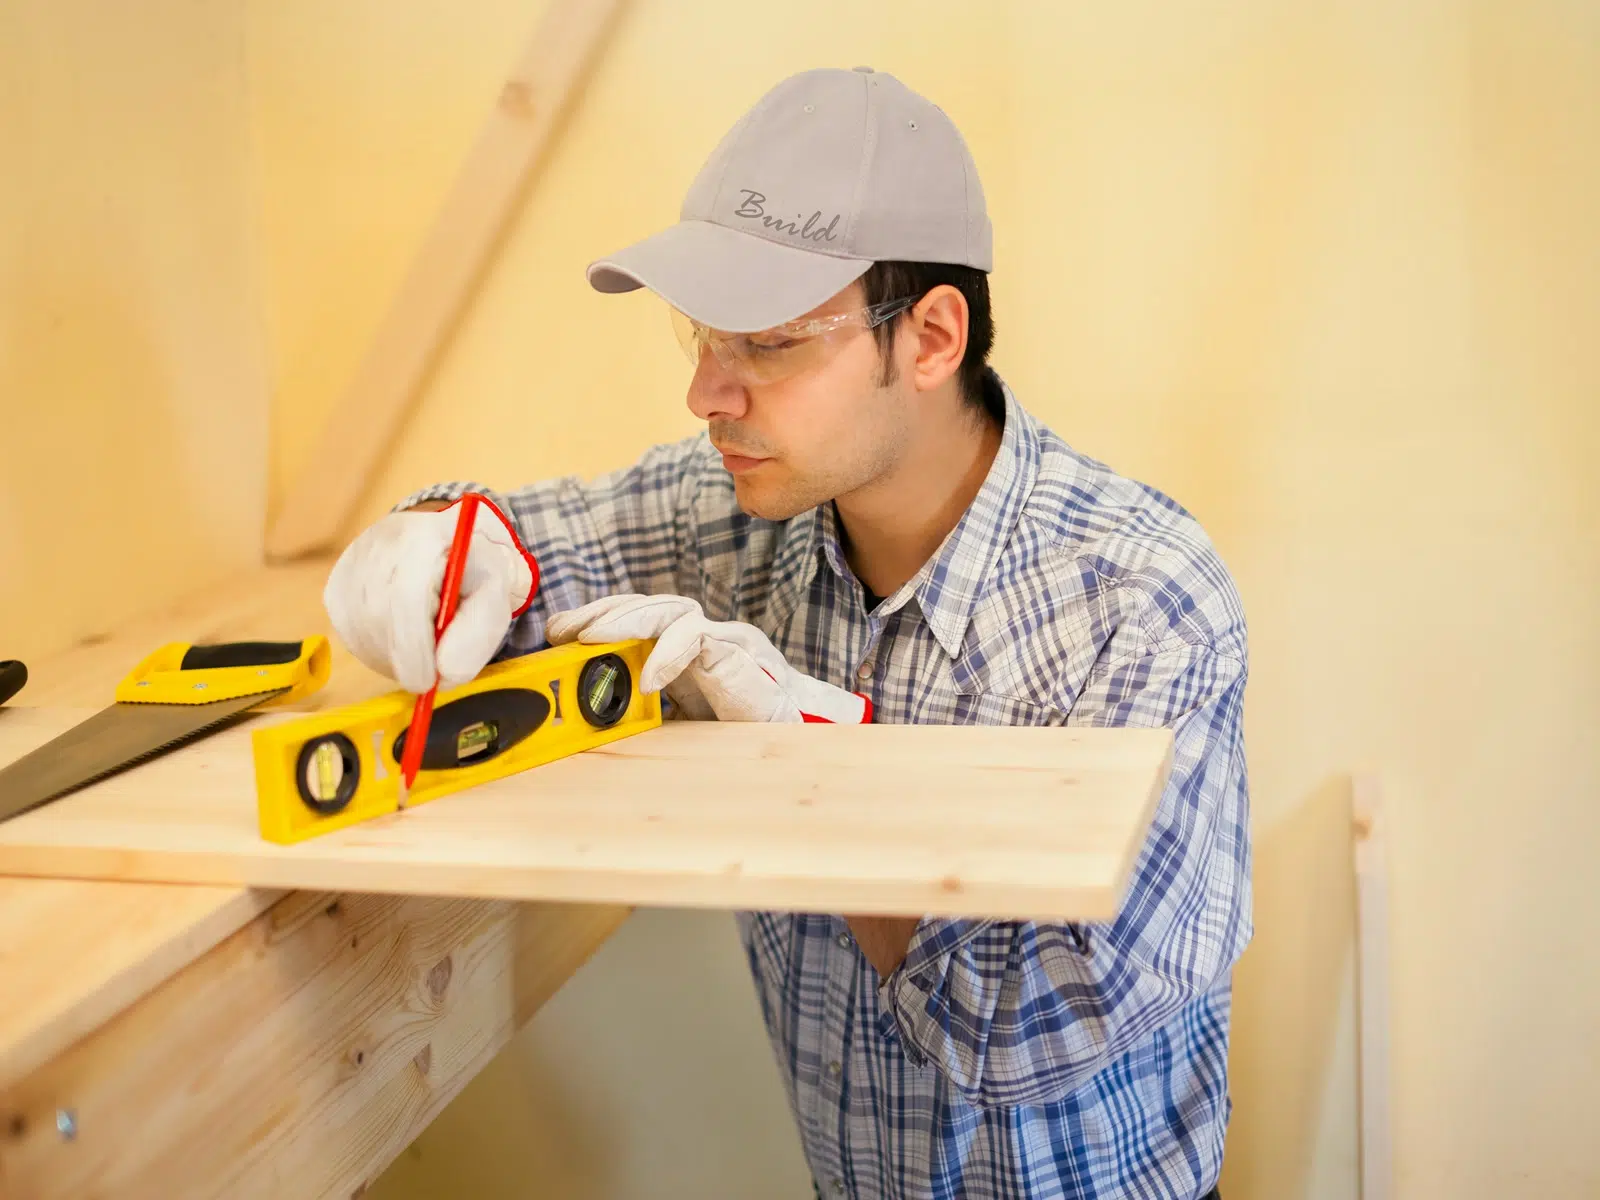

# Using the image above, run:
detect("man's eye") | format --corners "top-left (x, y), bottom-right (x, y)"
top-left (741, 337), bottom-right (798, 356)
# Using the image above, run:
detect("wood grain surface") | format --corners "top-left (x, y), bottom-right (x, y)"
top-left (0, 709), bottom-right (1171, 922)
top-left (0, 877), bottom-right (277, 1090)
top-left (0, 890), bottom-right (628, 1199)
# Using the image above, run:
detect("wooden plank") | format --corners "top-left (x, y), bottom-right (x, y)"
top-left (0, 711), bottom-right (1172, 921)
top-left (264, 0), bottom-right (625, 561)
top-left (0, 878), bottom-right (277, 1091)
top-left (1353, 774), bottom-right (1392, 1200)
top-left (0, 890), bottom-right (629, 1200)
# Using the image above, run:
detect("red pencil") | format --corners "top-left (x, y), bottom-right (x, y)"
top-left (398, 493), bottom-right (481, 806)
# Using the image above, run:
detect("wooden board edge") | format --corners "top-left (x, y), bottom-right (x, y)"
top-left (1103, 726), bottom-right (1177, 920)
top-left (0, 846), bottom-right (1125, 925)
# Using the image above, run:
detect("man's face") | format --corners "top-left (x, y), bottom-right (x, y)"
top-left (683, 283), bottom-right (915, 521)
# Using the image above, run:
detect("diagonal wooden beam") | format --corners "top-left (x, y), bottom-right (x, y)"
top-left (265, 0), bottom-right (625, 562)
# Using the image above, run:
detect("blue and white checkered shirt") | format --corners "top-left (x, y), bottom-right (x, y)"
top-left (401, 372), bottom-right (1251, 1199)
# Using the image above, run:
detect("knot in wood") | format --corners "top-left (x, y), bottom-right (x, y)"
top-left (427, 954), bottom-right (453, 1003)
top-left (499, 80), bottom-right (536, 119)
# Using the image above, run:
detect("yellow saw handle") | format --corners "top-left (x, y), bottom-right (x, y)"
top-left (114, 638), bottom-right (331, 705)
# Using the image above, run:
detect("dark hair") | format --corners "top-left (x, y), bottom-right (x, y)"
top-left (858, 260), bottom-right (1001, 425)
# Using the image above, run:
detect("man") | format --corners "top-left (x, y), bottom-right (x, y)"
top-left (325, 66), bottom-right (1248, 1199)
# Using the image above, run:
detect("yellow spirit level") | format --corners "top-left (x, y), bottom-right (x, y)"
top-left (251, 639), bottom-right (660, 844)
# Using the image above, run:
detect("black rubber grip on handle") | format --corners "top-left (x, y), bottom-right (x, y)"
top-left (0, 660), bottom-right (25, 706)
top-left (179, 641), bottom-right (304, 671)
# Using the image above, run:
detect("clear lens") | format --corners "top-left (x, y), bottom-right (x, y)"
top-left (670, 296), bottom-right (918, 387)
top-left (671, 307), bottom-right (704, 367)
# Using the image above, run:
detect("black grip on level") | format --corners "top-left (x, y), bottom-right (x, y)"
top-left (390, 688), bottom-right (551, 772)
top-left (180, 641), bottom-right (304, 671)
top-left (0, 660), bottom-right (26, 706)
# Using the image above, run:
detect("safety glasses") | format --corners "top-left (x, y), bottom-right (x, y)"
top-left (672, 296), bottom-right (918, 386)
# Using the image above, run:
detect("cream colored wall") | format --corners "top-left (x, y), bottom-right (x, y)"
top-left (260, 0), bottom-right (1600, 1195)
top-left (0, 0), bottom-right (269, 663)
top-left (6, 0), bottom-right (1589, 1193)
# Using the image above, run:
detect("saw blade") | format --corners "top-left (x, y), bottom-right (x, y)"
top-left (0, 689), bottom-right (286, 824)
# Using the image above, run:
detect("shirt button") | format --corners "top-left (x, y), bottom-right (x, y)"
top-left (836, 932), bottom-right (852, 950)
top-left (828, 1060), bottom-right (842, 1077)
top-left (832, 1179), bottom-right (846, 1195)
top-left (856, 660), bottom-right (873, 680)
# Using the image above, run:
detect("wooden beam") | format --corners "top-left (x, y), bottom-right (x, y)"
top-left (265, 0), bottom-right (625, 562)
top-left (0, 891), bottom-right (629, 1199)
top-left (1352, 774), bottom-right (1391, 1200)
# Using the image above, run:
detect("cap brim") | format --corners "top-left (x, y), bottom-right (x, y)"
top-left (586, 220), bottom-right (871, 332)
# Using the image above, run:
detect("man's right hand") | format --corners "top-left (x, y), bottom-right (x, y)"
top-left (322, 497), bottom-right (538, 694)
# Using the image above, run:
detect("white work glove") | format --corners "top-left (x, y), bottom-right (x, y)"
top-left (545, 593), bottom-right (871, 724)
top-left (323, 495), bottom-right (539, 694)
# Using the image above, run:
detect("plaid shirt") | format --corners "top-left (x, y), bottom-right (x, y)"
top-left (401, 372), bottom-right (1251, 1199)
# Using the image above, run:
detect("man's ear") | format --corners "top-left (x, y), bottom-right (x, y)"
top-left (908, 285), bottom-right (969, 392)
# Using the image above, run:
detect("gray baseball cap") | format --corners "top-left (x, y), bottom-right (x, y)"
top-left (586, 66), bottom-right (991, 333)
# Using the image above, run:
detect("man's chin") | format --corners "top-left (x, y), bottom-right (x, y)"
top-left (731, 475), bottom-right (813, 522)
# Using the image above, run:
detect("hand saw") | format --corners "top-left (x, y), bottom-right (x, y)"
top-left (0, 637), bottom-right (330, 825)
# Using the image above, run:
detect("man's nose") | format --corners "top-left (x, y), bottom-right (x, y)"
top-left (685, 347), bottom-right (750, 423)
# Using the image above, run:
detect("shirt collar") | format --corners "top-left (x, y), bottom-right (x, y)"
top-left (815, 372), bottom-right (1041, 658)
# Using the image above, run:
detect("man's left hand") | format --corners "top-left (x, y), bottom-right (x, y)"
top-left (545, 593), bottom-right (870, 725)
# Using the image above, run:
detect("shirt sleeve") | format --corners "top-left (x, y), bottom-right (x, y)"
top-left (392, 433), bottom-right (712, 657)
top-left (878, 635), bottom-right (1251, 1108)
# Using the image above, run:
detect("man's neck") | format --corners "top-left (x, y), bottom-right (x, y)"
top-left (836, 397), bottom-right (1003, 600)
